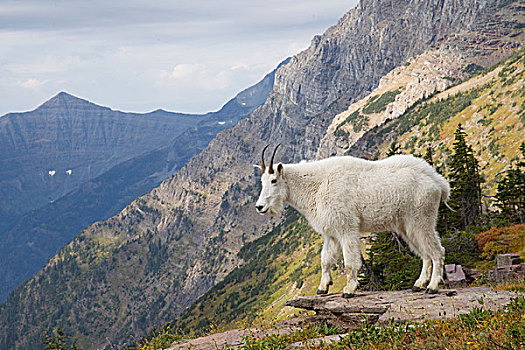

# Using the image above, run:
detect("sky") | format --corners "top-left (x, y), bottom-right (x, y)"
top-left (0, 0), bottom-right (358, 116)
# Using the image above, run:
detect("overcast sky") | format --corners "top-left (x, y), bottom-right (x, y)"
top-left (0, 0), bottom-right (358, 116)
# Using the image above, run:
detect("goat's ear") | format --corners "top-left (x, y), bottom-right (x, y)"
top-left (277, 163), bottom-right (283, 175)
top-left (253, 164), bottom-right (262, 171)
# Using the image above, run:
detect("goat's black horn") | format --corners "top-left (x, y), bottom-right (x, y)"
top-left (261, 144), bottom-right (269, 172)
top-left (268, 144), bottom-right (280, 174)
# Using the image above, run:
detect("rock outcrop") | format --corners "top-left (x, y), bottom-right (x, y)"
top-left (317, 50), bottom-right (467, 158)
top-left (284, 287), bottom-right (523, 329)
top-left (488, 254), bottom-right (525, 282)
top-left (164, 287), bottom-right (523, 350)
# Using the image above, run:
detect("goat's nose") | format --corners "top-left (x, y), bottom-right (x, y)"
top-left (256, 205), bottom-right (264, 212)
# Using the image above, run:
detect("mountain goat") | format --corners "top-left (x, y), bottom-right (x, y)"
top-left (254, 145), bottom-right (448, 297)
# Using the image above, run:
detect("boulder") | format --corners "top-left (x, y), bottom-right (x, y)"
top-left (496, 254), bottom-right (521, 268)
top-left (488, 254), bottom-right (525, 283)
top-left (445, 264), bottom-right (467, 286)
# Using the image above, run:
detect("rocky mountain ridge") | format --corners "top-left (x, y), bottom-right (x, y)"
top-left (0, 92), bottom-right (200, 226)
top-left (317, 49), bottom-right (468, 158)
top-left (0, 65), bottom-right (278, 303)
top-left (1, 1), bottom-right (524, 349)
top-left (353, 48), bottom-right (525, 193)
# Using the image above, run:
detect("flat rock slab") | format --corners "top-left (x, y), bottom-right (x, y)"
top-left (289, 333), bottom-right (349, 348)
top-left (285, 287), bottom-right (523, 324)
top-left (167, 327), bottom-right (297, 350)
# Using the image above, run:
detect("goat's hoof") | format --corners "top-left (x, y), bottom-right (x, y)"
top-left (317, 289), bottom-right (328, 295)
top-left (341, 293), bottom-right (354, 299)
top-left (411, 286), bottom-right (424, 292)
top-left (425, 288), bottom-right (438, 294)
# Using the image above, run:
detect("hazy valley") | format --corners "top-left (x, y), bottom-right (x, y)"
top-left (0, 64), bottom-right (279, 303)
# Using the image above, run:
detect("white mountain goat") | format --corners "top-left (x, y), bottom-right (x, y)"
top-left (254, 145), bottom-right (448, 297)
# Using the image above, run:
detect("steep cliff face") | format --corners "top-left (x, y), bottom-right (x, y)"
top-left (317, 0), bottom-right (524, 158)
top-left (317, 49), bottom-right (468, 159)
top-left (1, 1), bottom-right (523, 349)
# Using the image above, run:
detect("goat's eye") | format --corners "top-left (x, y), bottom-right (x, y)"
top-left (271, 179), bottom-right (277, 184)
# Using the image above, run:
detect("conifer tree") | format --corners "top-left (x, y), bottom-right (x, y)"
top-left (447, 124), bottom-right (483, 230)
top-left (360, 232), bottom-right (421, 291)
top-left (423, 147), bottom-right (434, 166)
top-left (386, 141), bottom-right (401, 156)
top-left (495, 142), bottom-right (525, 223)
top-left (41, 328), bottom-right (78, 350)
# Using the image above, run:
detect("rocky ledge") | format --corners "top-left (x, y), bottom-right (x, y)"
top-left (284, 287), bottom-right (523, 330)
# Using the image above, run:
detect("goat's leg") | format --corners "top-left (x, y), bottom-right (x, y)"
top-left (426, 241), bottom-right (445, 294)
top-left (396, 227), bottom-right (430, 293)
top-left (340, 234), bottom-right (362, 298)
top-left (405, 218), bottom-right (444, 293)
top-left (317, 235), bottom-right (338, 295)
top-left (412, 258), bottom-right (432, 292)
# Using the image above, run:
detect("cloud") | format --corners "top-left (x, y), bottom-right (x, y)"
top-left (0, 0), bottom-right (359, 115)
top-left (170, 63), bottom-right (206, 80)
top-left (230, 63), bottom-right (251, 71)
top-left (18, 78), bottom-right (47, 89)
top-left (167, 63), bottom-right (237, 91)
top-left (6, 55), bottom-right (84, 75)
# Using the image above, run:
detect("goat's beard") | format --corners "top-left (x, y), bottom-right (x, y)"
top-left (269, 200), bottom-right (284, 216)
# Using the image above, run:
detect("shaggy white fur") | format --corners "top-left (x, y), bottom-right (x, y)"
top-left (255, 154), bottom-right (448, 296)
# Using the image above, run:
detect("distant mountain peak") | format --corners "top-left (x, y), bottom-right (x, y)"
top-left (39, 91), bottom-right (109, 111)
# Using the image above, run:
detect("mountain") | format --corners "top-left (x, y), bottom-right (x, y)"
top-left (348, 48), bottom-right (525, 191)
top-left (1, 0), bottom-right (524, 349)
top-left (177, 47), bottom-right (525, 336)
top-left (0, 65), bottom-right (279, 302)
top-left (178, 208), bottom-right (326, 333)
top-left (0, 92), bottom-right (199, 229)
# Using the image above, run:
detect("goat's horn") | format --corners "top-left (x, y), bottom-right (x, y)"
top-left (268, 144), bottom-right (280, 174)
top-left (261, 144), bottom-right (269, 172)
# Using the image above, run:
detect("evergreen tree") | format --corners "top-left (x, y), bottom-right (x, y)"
top-left (386, 141), bottom-right (401, 156)
top-left (423, 147), bottom-right (434, 166)
top-left (447, 124), bottom-right (483, 230)
top-left (41, 328), bottom-right (78, 350)
top-left (495, 142), bottom-right (525, 223)
top-left (360, 232), bottom-right (421, 291)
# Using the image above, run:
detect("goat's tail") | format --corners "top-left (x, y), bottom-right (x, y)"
top-left (437, 174), bottom-right (455, 212)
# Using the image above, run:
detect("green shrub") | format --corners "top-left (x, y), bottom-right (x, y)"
top-left (335, 111), bottom-right (370, 134)
top-left (41, 328), bottom-right (78, 350)
top-left (441, 230), bottom-right (480, 267)
top-left (362, 89), bottom-right (402, 114)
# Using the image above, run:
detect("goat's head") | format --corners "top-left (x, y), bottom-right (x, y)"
top-left (254, 144), bottom-right (286, 216)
